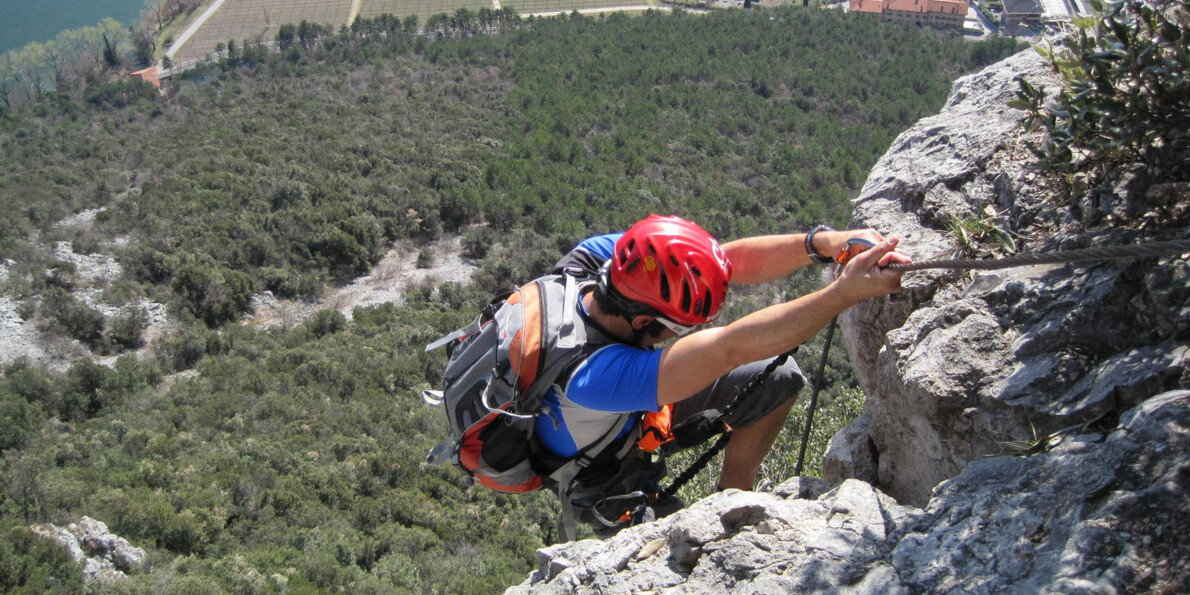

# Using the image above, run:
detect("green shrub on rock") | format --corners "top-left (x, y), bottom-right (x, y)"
top-left (1016, 0), bottom-right (1189, 184)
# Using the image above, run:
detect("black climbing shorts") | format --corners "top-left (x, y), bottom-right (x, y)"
top-left (671, 357), bottom-right (805, 430)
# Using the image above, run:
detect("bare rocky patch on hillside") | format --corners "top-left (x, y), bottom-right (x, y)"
top-left (1, 231), bottom-right (476, 371)
top-left (246, 235), bottom-right (476, 329)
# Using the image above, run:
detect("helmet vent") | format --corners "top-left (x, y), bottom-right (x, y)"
top-left (619, 240), bottom-right (636, 265)
top-left (680, 284), bottom-right (692, 313)
top-left (658, 271), bottom-right (670, 302)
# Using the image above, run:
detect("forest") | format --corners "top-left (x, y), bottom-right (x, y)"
top-left (0, 6), bottom-right (1023, 593)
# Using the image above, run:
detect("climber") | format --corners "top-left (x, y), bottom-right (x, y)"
top-left (540, 215), bottom-right (910, 533)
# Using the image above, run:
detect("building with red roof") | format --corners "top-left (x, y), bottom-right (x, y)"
top-left (850, 0), bottom-right (969, 29)
top-left (129, 65), bottom-right (161, 89)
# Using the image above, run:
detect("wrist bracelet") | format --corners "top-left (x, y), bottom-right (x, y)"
top-left (805, 225), bottom-right (834, 264)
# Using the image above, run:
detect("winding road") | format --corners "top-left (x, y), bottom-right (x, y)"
top-left (165, 0), bottom-right (228, 59)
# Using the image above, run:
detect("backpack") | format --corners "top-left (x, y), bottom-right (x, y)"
top-left (422, 270), bottom-right (631, 495)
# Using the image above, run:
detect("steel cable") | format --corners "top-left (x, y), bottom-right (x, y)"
top-left (885, 239), bottom-right (1190, 272)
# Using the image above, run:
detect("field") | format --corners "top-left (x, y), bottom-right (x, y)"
top-left (170, 0), bottom-right (659, 63)
top-left (170, 0), bottom-right (352, 63)
top-left (358, 0), bottom-right (490, 20)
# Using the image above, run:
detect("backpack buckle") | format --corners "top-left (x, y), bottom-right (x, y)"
top-left (422, 390), bottom-right (444, 406)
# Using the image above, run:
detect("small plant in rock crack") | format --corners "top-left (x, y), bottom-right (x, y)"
top-left (946, 205), bottom-right (1019, 257)
top-left (993, 421), bottom-right (1066, 457)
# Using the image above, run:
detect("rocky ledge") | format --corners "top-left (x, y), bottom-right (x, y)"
top-left (512, 392), bottom-right (1188, 593)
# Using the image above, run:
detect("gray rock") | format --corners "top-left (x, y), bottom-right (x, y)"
top-left (29, 516), bottom-right (147, 584)
top-left (890, 391), bottom-right (1190, 594)
top-left (771, 475), bottom-right (830, 500)
top-left (510, 394), bottom-right (1190, 593)
top-left (832, 45), bottom-right (1188, 507)
top-left (510, 480), bottom-right (918, 594)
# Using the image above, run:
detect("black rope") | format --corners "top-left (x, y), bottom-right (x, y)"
top-left (886, 239), bottom-right (1190, 272)
top-left (663, 432), bottom-right (732, 499)
top-left (720, 350), bottom-right (794, 420)
top-left (794, 315), bottom-right (837, 477)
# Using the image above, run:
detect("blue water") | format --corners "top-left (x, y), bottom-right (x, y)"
top-left (0, 0), bottom-right (147, 55)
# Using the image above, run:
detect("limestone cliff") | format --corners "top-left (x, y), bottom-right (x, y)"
top-left (510, 48), bottom-right (1190, 594)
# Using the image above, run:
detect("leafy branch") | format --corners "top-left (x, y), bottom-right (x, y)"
top-left (1013, 0), bottom-right (1189, 183)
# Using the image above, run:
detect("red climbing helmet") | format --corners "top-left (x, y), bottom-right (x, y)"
top-left (601, 215), bottom-right (733, 326)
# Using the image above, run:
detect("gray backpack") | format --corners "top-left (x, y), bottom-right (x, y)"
top-left (423, 271), bottom-right (630, 497)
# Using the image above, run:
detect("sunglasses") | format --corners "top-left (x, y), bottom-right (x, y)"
top-left (655, 316), bottom-right (697, 337)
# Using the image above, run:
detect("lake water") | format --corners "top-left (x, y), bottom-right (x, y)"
top-left (0, 0), bottom-right (148, 55)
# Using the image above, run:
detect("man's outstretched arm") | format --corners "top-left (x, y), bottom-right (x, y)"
top-left (656, 236), bottom-right (910, 406)
top-left (722, 228), bottom-right (886, 285)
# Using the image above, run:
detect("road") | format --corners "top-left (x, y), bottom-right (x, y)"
top-left (966, 0), bottom-right (998, 36)
top-left (165, 0), bottom-right (228, 60)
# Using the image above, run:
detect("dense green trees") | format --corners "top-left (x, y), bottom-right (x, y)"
top-left (0, 6), bottom-right (1025, 592)
top-left (1, 296), bottom-right (554, 592)
top-left (0, 526), bottom-right (84, 593)
top-left (1, 7), bottom-right (1020, 330)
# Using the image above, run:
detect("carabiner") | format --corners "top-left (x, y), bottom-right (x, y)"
top-left (589, 491), bottom-right (651, 527)
top-left (835, 237), bottom-right (876, 266)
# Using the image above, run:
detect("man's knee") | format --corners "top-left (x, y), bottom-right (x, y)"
top-left (769, 360), bottom-right (806, 400)
top-left (743, 362), bottom-right (803, 423)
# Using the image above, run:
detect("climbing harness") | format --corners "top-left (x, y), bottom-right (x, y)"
top-left (582, 349), bottom-right (796, 528)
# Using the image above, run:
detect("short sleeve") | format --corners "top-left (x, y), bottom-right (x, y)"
top-left (565, 344), bottom-right (662, 413)
top-left (552, 233), bottom-right (624, 277)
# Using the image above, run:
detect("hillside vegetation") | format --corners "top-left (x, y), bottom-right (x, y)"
top-left (0, 7), bottom-right (1021, 592)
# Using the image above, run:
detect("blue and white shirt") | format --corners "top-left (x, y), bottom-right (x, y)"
top-left (534, 234), bottom-right (663, 458)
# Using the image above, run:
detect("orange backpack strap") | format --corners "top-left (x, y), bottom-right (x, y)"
top-left (636, 403), bottom-right (674, 453)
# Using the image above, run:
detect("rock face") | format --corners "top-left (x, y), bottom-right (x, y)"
top-left (509, 477), bottom-right (915, 595)
top-left (891, 391), bottom-right (1190, 593)
top-left (29, 516), bottom-right (148, 585)
top-left (831, 47), bottom-right (1189, 509)
top-left (511, 47), bottom-right (1190, 594)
